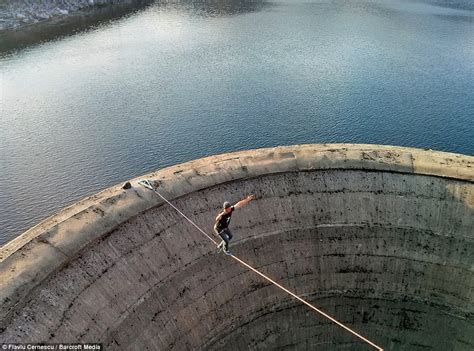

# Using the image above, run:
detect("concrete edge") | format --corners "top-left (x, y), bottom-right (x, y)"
top-left (1, 144), bottom-right (473, 325)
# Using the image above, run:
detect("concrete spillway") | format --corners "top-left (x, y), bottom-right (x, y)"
top-left (1, 144), bottom-right (473, 350)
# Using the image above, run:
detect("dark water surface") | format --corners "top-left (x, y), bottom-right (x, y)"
top-left (1, 0), bottom-right (473, 245)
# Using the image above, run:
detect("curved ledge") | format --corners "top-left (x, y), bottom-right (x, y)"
top-left (1, 144), bottom-right (473, 349)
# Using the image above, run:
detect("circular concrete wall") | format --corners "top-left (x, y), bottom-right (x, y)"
top-left (1, 144), bottom-right (473, 350)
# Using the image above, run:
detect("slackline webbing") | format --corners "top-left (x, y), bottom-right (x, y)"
top-left (138, 180), bottom-right (383, 350)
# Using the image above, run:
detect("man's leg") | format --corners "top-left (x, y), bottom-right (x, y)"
top-left (218, 230), bottom-right (230, 251)
top-left (222, 229), bottom-right (232, 252)
top-left (214, 227), bottom-right (224, 249)
top-left (226, 229), bottom-right (233, 243)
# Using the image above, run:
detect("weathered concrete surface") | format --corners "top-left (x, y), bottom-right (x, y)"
top-left (0, 144), bottom-right (473, 350)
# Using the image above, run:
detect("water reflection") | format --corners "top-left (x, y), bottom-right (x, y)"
top-left (0, 0), bottom-right (268, 56)
top-left (0, 2), bottom-right (154, 56)
top-left (154, 0), bottom-right (269, 18)
top-left (1, 0), bottom-right (472, 246)
top-left (374, 0), bottom-right (474, 22)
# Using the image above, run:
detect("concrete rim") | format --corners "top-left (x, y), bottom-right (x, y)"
top-left (1, 143), bottom-right (473, 326)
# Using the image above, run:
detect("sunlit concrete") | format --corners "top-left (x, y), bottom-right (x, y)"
top-left (1, 144), bottom-right (473, 350)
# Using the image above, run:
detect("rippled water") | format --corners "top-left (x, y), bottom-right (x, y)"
top-left (1, 0), bottom-right (473, 245)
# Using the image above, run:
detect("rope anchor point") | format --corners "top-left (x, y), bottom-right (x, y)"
top-left (138, 179), bottom-right (155, 190)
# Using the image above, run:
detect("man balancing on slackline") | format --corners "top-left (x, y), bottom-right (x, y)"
top-left (214, 195), bottom-right (255, 255)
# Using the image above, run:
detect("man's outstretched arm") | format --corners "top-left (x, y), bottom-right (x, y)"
top-left (234, 195), bottom-right (255, 209)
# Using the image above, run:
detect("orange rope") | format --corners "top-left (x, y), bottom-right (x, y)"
top-left (146, 184), bottom-right (383, 350)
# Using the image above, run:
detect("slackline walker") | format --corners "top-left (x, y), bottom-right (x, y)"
top-left (138, 179), bottom-right (383, 351)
